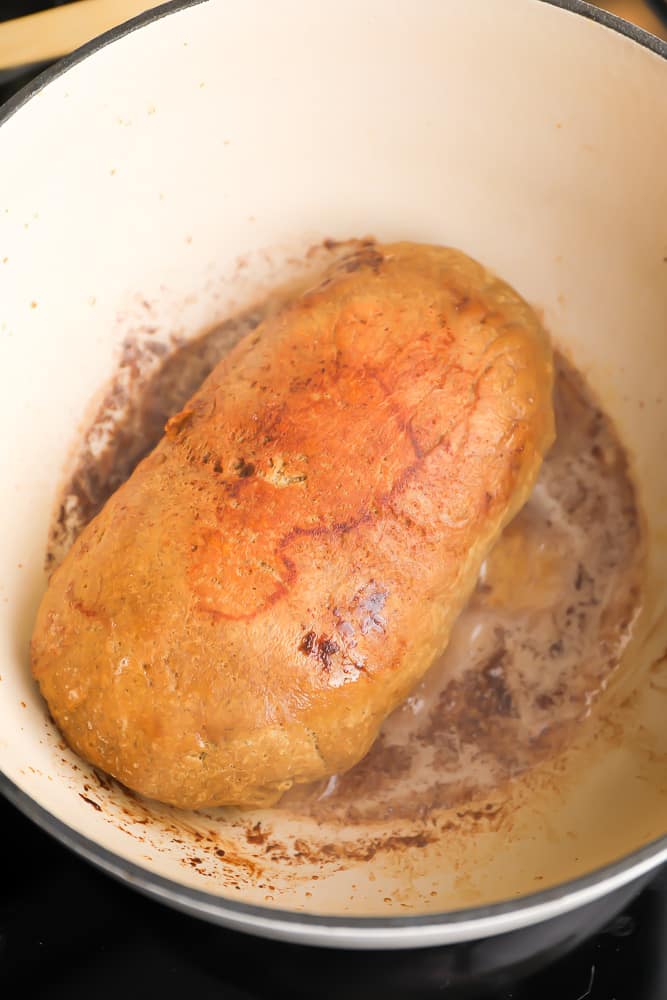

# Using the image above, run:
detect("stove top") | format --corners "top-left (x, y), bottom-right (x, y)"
top-left (1, 794), bottom-right (665, 999)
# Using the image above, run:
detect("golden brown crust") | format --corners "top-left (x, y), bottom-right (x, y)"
top-left (31, 242), bottom-right (554, 808)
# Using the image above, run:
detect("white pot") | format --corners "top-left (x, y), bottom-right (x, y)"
top-left (0, 0), bottom-right (665, 951)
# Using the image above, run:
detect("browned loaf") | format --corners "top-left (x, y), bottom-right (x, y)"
top-left (31, 242), bottom-right (554, 809)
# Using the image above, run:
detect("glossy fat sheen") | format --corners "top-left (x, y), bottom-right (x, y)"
top-left (31, 243), bottom-right (555, 809)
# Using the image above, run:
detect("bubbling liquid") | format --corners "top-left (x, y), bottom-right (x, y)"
top-left (48, 265), bottom-right (643, 824)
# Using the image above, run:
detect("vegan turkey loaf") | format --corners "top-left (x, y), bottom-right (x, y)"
top-left (31, 242), bottom-right (554, 809)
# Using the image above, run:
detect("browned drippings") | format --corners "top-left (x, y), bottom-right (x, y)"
top-left (46, 304), bottom-right (271, 571)
top-left (47, 261), bottom-right (643, 827)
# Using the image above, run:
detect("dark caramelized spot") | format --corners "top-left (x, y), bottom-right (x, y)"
top-left (338, 246), bottom-right (384, 274)
top-left (298, 631), bottom-right (340, 669)
top-left (79, 793), bottom-right (102, 812)
top-left (317, 637), bottom-right (340, 669)
top-left (234, 458), bottom-right (256, 478)
top-left (299, 630), bottom-right (316, 655)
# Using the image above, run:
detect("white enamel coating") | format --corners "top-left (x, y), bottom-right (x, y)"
top-left (0, 0), bottom-right (666, 948)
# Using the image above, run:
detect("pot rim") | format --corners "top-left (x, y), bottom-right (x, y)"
top-left (1, 0), bottom-right (665, 944)
top-left (2, 770), bottom-right (666, 944)
top-left (0, 0), bottom-right (665, 130)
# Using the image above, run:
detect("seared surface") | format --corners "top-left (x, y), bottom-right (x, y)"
top-left (32, 242), bottom-right (554, 808)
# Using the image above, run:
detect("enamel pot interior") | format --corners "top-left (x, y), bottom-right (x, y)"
top-left (0, 0), bottom-right (665, 949)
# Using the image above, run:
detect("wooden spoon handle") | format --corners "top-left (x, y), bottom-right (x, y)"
top-left (596, 0), bottom-right (667, 36)
top-left (0, 0), bottom-right (159, 72)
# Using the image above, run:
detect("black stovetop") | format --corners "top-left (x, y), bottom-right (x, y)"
top-left (1, 793), bottom-right (665, 1000)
